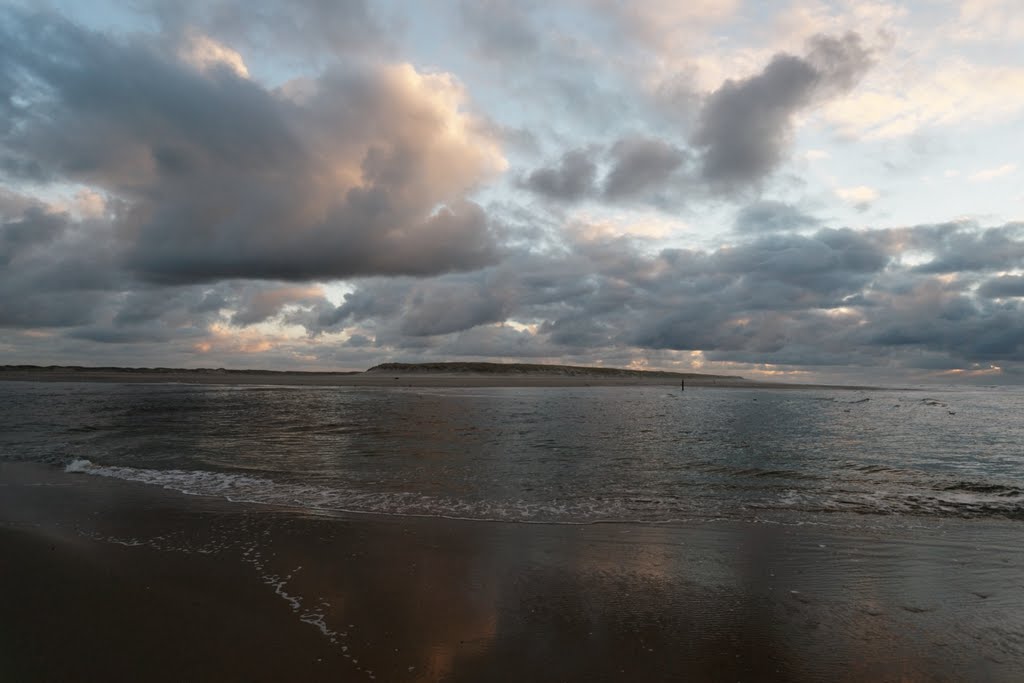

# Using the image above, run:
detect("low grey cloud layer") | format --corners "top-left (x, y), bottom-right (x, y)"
top-left (1, 4), bottom-right (1022, 384)
top-left (906, 223), bottom-right (1024, 273)
top-left (979, 275), bottom-right (1024, 299)
top-left (733, 201), bottom-right (822, 234)
top-left (266, 221), bottom-right (1023, 378)
top-left (520, 137), bottom-right (686, 204)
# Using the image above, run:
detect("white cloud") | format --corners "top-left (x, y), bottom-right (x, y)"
top-left (970, 163), bottom-right (1017, 182)
top-left (179, 31), bottom-right (250, 78)
top-left (569, 209), bottom-right (684, 241)
top-left (822, 58), bottom-right (1024, 139)
top-left (836, 185), bottom-right (879, 204)
top-left (589, 0), bottom-right (740, 53)
top-left (955, 0), bottom-right (1024, 41)
top-left (770, 0), bottom-right (904, 49)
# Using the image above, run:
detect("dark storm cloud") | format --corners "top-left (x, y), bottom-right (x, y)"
top-left (290, 222), bottom-right (894, 355)
top-left (113, 290), bottom-right (194, 326)
top-left (0, 207), bottom-right (68, 266)
top-left (0, 188), bottom-right (39, 219)
top-left (602, 137), bottom-right (686, 200)
top-left (0, 289), bottom-right (105, 329)
top-left (860, 281), bottom-right (1024, 363)
top-left (45, 280), bottom-right (327, 350)
top-left (733, 200), bottom-right (821, 233)
top-left (517, 33), bottom-right (870, 206)
top-left (693, 54), bottom-right (817, 189)
top-left (521, 148), bottom-right (598, 201)
top-left (399, 280), bottom-right (511, 336)
top-left (293, 268), bottom-right (523, 339)
top-left (623, 228), bottom-right (889, 354)
top-left (693, 32), bottom-right (873, 190)
top-left (229, 285), bottom-right (324, 327)
top-left (285, 279), bottom-right (411, 333)
top-left (803, 33), bottom-right (876, 93)
top-left (907, 223), bottom-right (1024, 273)
top-left (719, 228), bottom-right (889, 298)
top-left (299, 218), bottom-right (1024, 371)
top-left (0, 203), bottom-right (120, 328)
top-left (434, 324), bottom-right (555, 359)
top-left (978, 275), bottom-right (1024, 299)
top-left (6, 207), bottom-right (1022, 373)
top-left (540, 315), bottom-right (616, 349)
top-left (520, 137), bottom-right (686, 204)
top-left (0, 8), bottom-right (504, 284)
top-left (97, 282), bottom-right (325, 343)
top-left (67, 326), bottom-right (181, 344)
top-left (0, 10), bottom-right (299, 186)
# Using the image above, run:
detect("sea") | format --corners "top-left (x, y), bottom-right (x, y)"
top-left (2, 381), bottom-right (1022, 528)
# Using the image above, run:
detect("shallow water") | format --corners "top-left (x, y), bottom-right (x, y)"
top-left (2, 381), bottom-right (1022, 525)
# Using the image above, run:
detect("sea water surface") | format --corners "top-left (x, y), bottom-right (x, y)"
top-left (2, 382), bottom-right (1022, 526)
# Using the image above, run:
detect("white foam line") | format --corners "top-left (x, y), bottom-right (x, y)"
top-left (79, 523), bottom-right (364, 671)
top-left (66, 457), bottom-right (1020, 529)
top-left (239, 550), bottom-right (365, 671)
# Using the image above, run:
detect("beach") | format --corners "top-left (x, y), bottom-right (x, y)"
top-left (2, 461), bottom-right (1021, 682)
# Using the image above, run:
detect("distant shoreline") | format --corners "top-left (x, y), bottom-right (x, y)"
top-left (0, 363), bottom-right (882, 391)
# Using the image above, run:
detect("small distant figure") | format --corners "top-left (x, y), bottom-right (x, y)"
top-left (681, 379), bottom-right (685, 392)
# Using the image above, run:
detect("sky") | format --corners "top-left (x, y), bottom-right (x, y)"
top-left (1, 0), bottom-right (1023, 384)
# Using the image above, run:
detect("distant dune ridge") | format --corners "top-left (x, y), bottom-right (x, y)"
top-left (0, 361), bottom-right (740, 380)
top-left (366, 362), bottom-right (742, 380)
top-left (0, 361), bottom-right (757, 387)
top-left (0, 362), bottom-right (878, 389)
top-left (0, 365), bottom-right (361, 377)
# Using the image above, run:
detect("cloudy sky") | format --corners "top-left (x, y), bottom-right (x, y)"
top-left (2, 1), bottom-right (1023, 383)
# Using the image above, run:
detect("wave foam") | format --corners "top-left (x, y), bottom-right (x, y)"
top-left (63, 459), bottom-right (628, 523)
top-left (62, 459), bottom-right (1024, 524)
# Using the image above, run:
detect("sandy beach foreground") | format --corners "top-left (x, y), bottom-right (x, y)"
top-left (1, 462), bottom-right (1020, 682)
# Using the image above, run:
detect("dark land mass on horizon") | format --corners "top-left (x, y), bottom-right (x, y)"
top-left (0, 362), bottom-right (884, 389)
top-left (364, 361), bottom-right (742, 379)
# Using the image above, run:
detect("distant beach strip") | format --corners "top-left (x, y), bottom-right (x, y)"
top-left (0, 362), bottom-right (883, 390)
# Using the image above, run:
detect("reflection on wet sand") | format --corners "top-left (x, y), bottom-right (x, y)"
top-left (136, 509), bottom-right (1024, 680)
top-left (2, 463), bottom-right (1021, 682)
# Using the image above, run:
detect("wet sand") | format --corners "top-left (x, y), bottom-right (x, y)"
top-left (2, 462), bottom-right (1020, 682)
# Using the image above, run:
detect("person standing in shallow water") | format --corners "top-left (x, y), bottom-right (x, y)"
top-left (681, 379), bottom-right (685, 391)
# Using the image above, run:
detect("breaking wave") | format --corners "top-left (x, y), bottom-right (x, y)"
top-left (64, 458), bottom-right (1024, 524)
